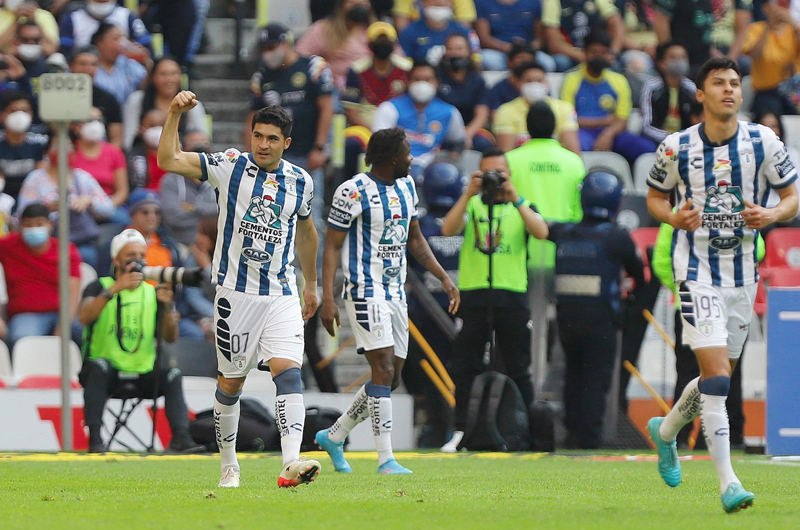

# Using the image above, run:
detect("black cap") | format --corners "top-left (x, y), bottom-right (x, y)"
top-left (258, 23), bottom-right (292, 47)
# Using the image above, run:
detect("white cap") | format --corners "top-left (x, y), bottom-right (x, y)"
top-left (110, 229), bottom-right (147, 259)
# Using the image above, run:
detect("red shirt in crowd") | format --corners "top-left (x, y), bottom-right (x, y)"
top-left (72, 142), bottom-right (127, 196)
top-left (145, 152), bottom-right (167, 191)
top-left (0, 233), bottom-right (81, 318)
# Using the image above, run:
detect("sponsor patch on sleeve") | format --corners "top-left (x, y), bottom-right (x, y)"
top-left (649, 166), bottom-right (668, 183)
top-left (776, 156), bottom-right (796, 179)
top-left (328, 206), bottom-right (352, 226)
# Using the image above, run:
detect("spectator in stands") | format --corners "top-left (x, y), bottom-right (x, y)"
top-left (17, 135), bottom-right (113, 267)
top-left (561, 29), bottom-right (655, 164)
top-left (91, 22), bottom-right (150, 106)
top-left (59, 0), bottom-right (151, 56)
top-left (138, 0), bottom-right (197, 72)
top-left (71, 106), bottom-right (129, 225)
top-left (159, 131), bottom-right (217, 247)
top-left (437, 33), bottom-right (492, 151)
top-left (483, 42), bottom-right (537, 116)
top-left (640, 42), bottom-right (697, 145)
top-left (127, 108), bottom-right (166, 191)
top-left (711, 0), bottom-right (754, 76)
top-left (122, 56), bottom-right (208, 151)
top-left (68, 45), bottom-right (124, 148)
top-left (0, 90), bottom-right (46, 203)
top-left (9, 21), bottom-right (48, 98)
top-left (373, 60), bottom-right (466, 175)
top-left (394, 0), bottom-right (477, 31)
top-left (744, 0), bottom-right (800, 116)
top-left (542, 0), bottom-right (626, 72)
top-left (0, 0), bottom-right (58, 56)
top-left (494, 60), bottom-right (580, 153)
top-left (399, 0), bottom-right (481, 65)
top-left (78, 228), bottom-right (203, 454)
top-left (181, 215), bottom-right (217, 341)
top-left (653, 0), bottom-right (714, 77)
top-left (0, 52), bottom-right (26, 93)
top-left (475, 0), bottom-right (557, 72)
top-left (296, 0), bottom-right (378, 90)
top-left (0, 202), bottom-right (82, 351)
top-left (184, 0), bottom-right (211, 79)
top-left (755, 111), bottom-right (800, 226)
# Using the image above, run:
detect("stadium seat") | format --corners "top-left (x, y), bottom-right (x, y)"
top-left (16, 375), bottom-right (81, 389)
top-left (767, 267), bottom-right (800, 287)
top-left (628, 109), bottom-right (642, 134)
top-left (481, 70), bottom-right (509, 89)
top-left (754, 277), bottom-right (767, 317)
top-left (781, 115), bottom-right (800, 153)
top-left (617, 190), bottom-right (658, 231)
top-left (95, 222), bottom-right (126, 276)
top-left (460, 149), bottom-right (481, 176)
top-left (79, 262), bottom-right (98, 297)
top-left (581, 151), bottom-right (634, 190)
top-left (161, 338), bottom-right (218, 378)
top-left (0, 341), bottom-right (13, 387)
top-left (547, 73), bottom-right (564, 98)
top-left (0, 379), bottom-right (6, 388)
top-left (629, 227), bottom-right (660, 284)
top-left (11, 337), bottom-right (82, 381)
top-left (633, 152), bottom-right (657, 193)
top-left (764, 228), bottom-right (800, 269)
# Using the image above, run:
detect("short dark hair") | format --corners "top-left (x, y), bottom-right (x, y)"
top-left (527, 101), bottom-right (556, 139)
top-left (689, 98), bottom-right (704, 117)
top-left (90, 22), bottom-right (117, 47)
top-left (251, 105), bottom-right (292, 138)
top-left (481, 147), bottom-right (506, 160)
top-left (69, 45), bottom-right (99, 64)
top-left (584, 28), bottom-right (612, 50)
top-left (17, 20), bottom-right (41, 34)
top-left (409, 59), bottom-right (435, 77)
top-left (754, 111), bottom-right (785, 139)
top-left (21, 202), bottom-right (49, 220)
top-left (0, 90), bottom-right (32, 112)
top-left (507, 41), bottom-right (536, 62)
top-left (655, 41), bottom-right (684, 62)
top-left (512, 60), bottom-right (545, 79)
top-left (695, 57), bottom-right (740, 91)
top-left (365, 127), bottom-right (406, 167)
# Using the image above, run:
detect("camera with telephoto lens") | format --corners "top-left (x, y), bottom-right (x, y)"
top-left (125, 259), bottom-right (204, 286)
top-left (481, 170), bottom-right (506, 194)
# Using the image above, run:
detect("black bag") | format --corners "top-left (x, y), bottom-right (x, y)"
top-left (459, 371), bottom-right (530, 451)
top-left (301, 406), bottom-right (345, 452)
top-left (189, 398), bottom-right (280, 452)
top-left (528, 401), bottom-right (556, 452)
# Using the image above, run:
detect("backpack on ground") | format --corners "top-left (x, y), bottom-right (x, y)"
top-left (459, 371), bottom-right (530, 451)
top-left (528, 401), bottom-right (556, 452)
top-left (302, 406), bottom-right (346, 452)
top-left (190, 398), bottom-right (280, 452)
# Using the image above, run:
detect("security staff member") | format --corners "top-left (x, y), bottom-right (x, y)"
top-left (548, 171), bottom-right (645, 449)
top-left (78, 229), bottom-right (202, 454)
top-left (440, 148), bottom-right (549, 451)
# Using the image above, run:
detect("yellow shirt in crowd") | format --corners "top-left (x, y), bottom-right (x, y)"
top-left (493, 96), bottom-right (578, 148)
top-left (744, 22), bottom-right (800, 92)
top-left (0, 8), bottom-right (59, 49)
top-left (393, 0), bottom-right (477, 24)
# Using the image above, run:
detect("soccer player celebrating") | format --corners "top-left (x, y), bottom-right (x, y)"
top-left (158, 91), bottom-right (321, 489)
top-left (317, 127), bottom-right (460, 474)
top-left (646, 58), bottom-right (799, 513)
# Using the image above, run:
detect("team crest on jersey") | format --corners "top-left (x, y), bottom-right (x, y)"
top-left (380, 214), bottom-right (408, 244)
top-left (704, 181), bottom-right (744, 214)
top-left (697, 320), bottom-right (713, 337)
top-left (240, 196), bottom-right (284, 243)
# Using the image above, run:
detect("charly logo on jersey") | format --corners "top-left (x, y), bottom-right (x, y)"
top-left (378, 214), bottom-right (408, 259)
top-left (702, 180), bottom-right (747, 250)
top-left (239, 195), bottom-right (283, 243)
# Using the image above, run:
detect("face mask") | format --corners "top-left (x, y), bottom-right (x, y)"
top-left (444, 56), bottom-right (470, 71)
top-left (22, 226), bottom-right (50, 248)
top-left (521, 82), bottom-right (548, 103)
top-left (86, 0), bottom-right (116, 19)
top-left (4, 0), bottom-right (23, 10)
top-left (143, 126), bottom-right (162, 148)
top-left (346, 5), bottom-right (371, 24)
top-left (587, 58), bottom-right (608, 75)
top-left (665, 59), bottom-right (689, 78)
top-left (17, 43), bottom-right (41, 62)
top-left (80, 120), bottom-right (106, 142)
top-left (262, 47), bottom-right (286, 69)
top-left (408, 81), bottom-right (436, 104)
top-left (370, 41), bottom-right (394, 60)
top-left (424, 6), bottom-right (453, 24)
top-left (5, 110), bottom-right (31, 133)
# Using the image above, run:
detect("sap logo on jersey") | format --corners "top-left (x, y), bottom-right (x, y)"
top-left (383, 266), bottom-right (401, 279)
top-left (243, 247), bottom-right (272, 263)
top-left (709, 235), bottom-right (742, 252)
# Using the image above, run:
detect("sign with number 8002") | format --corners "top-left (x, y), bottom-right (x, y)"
top-left (38, 73), bottom-right (93, 122)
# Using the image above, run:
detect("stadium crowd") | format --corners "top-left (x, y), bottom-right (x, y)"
top-left (2, 0), bottom-right (800, 449)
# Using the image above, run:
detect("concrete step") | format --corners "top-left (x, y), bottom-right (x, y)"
top-left (195, 54), bottom-right (257, 80)
top-left (192, 79), bottom-right (252, 100)
top-left (209, 121), bottom-right (245, 145)
top-left (204, 100), bottom-right (251, 123)
top-left (203, 18), bottom-right (259, 56)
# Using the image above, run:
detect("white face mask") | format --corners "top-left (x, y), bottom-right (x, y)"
top-left (5, 110), bottom-right (31, 133)
top-left (17, 43), bottom-right (41, 62)
top-left (408, 81), bottom-right (437, 104)
top-left (80, 120), bottom-right (106, 142)
top-left (424, 6), bottom-right (453, 24)
top-left (143, 126), bottom-right (163, 148)
top-left (262, 47), bottom-right (286, 69)
top-left (86, 0), bottom-right (116, 19)
top-left (4, 0), bottom-right (23, 11)
top-left (521, 82), bottom-right (548, 103)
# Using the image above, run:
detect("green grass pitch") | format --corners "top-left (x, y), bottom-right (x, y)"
top-left (1, 452), bottom-right (799, 530)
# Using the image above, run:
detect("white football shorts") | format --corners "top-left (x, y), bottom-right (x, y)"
top-left (214, 285), bottom-right (304, 378)
top-left (344, 298), bottom-right (409, 359)
top-left (677, 280), bottom-right (757, 360)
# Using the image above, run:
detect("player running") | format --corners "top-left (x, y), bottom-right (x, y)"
top-left (645, 58), bottom-right (799, 513)
top-left (158, 91), bottom-right (321, 489)
top-left (316, 127), bottom-right (460, 474)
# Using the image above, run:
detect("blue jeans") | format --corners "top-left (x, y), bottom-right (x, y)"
top-left (553, 54), bottom-right (578, 73)
top-left (185, 0), bottom-right (210, 64)
top-left (78, 244), bottom-right (98, 270)
top-left (482, 48), bottom-right (557, 73)
top-left (7, 312), bottom-right (84, 353)
top-left (578, 128), bottom-right (657, 165)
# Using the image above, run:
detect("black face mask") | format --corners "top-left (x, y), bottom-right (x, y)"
top-left (370, 41), bottom-right (394, 60)
top-left (587, 57), bottom-right (608, 75)
top-left (444, 56), bottom-right (471, 71)
top-left (346, 5), bottom-right (371, 24)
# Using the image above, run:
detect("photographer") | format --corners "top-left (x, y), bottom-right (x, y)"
top-left (78, 228), bottom-right (202, 453)
top-left (440, 148), bottom-right (548, 451)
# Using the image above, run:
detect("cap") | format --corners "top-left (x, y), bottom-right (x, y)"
top-left (367, 21), bottom-right (397, 42)
top-left (46, 53), bottom-right (69, 73)
top-left (128, 188), bottom-right (161, 214)
top-left (110, 229), bottom-right (147, 259)
top-left (258, 23), bottom-right (293, 47)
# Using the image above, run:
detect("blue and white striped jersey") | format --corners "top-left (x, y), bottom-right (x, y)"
top-left (200, 148), bottom-right (314, 296)
top-left (648, 122), bottom-right (798, 287)
top-left (327, 172), bottom-right (419, 301)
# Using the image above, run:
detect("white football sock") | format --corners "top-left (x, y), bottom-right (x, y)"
top-left (276, 393), bottom-right (305, 466)
top-left (369, 395), bottom-right (394, 466)
top-left (328, 384), bottom-right (370, 443)
top-left (659, 377), bottom-right (701, 442)
top-left (701, 394), bottom-right (740, 493)
top-left (214, 396), bottom-right (240, 472)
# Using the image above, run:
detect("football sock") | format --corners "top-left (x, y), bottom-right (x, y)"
top-left (328, 383), bottom-right (370, 443)
top-left (659, 376), bottom-right (701, 442)
top-left (214, 386), bottom-right (241, 472)
top-left (367, 384), bottom-right (394, 466)
top-left (274, 367), bottom-right (305, 466)
top-left (700, 388), bottom-right (739, 493)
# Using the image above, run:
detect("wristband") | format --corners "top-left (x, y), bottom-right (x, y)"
top-left (100, 288), bottom-right (114, 300)
top-left (513, 196), bottom-right (526, 208)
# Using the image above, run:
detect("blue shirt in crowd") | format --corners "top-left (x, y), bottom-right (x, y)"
top-left (476, 0), bottom-right (542, 43)
top-left (399, 20), bottom-right (479, 62)
top-left (482, 78), bottom-right (520, 111)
